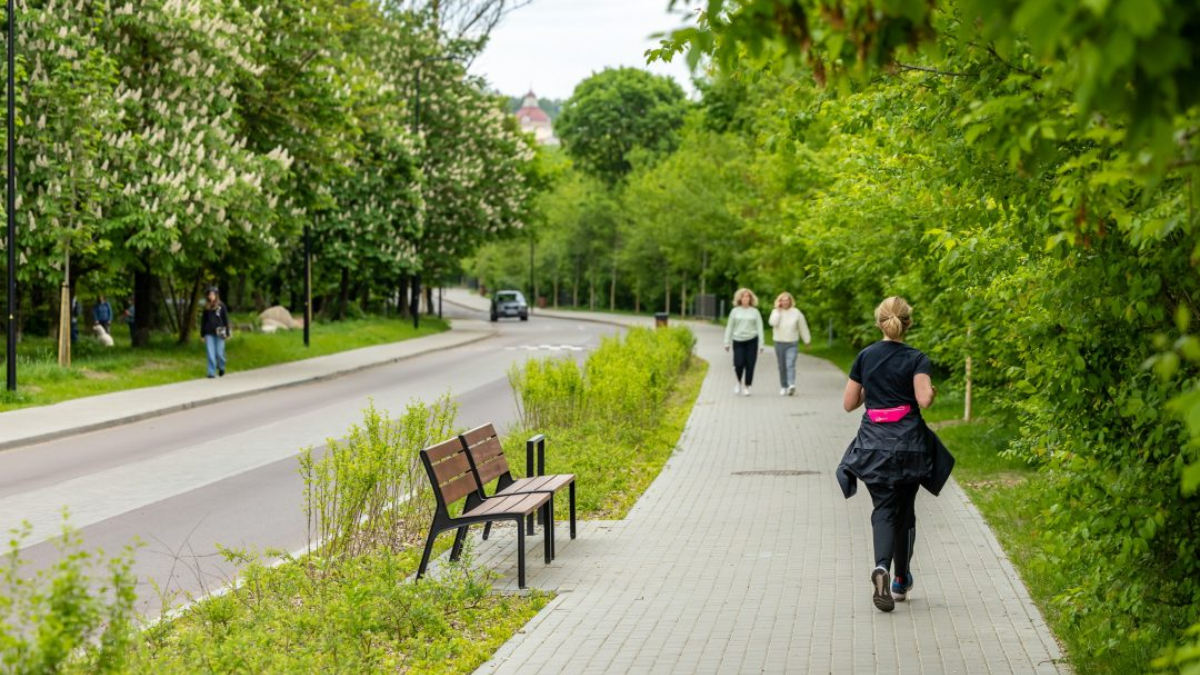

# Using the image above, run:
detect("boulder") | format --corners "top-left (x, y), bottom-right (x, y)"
top-left (259, 305), bottom-right (304, 330)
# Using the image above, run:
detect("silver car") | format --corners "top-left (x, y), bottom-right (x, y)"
top-left (490, 290), bottom-right (529, 322)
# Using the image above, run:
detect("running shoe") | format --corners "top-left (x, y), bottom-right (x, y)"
top-left (787, 385), bottom-right (796, 396)
top-left (871, 567), bottom-right (895, 612)
top-left (742, 387), bottom-right (752, 397)
top-left (734, 384), bottom-right (742, 395)
top-left (892, 573), bottom-right (914, 601)
top-left (780, 388), bottom-right (788, 396)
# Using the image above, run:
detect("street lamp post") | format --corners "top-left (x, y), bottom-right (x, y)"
top-left (303, 220), bottom-right (312, 347)
top-left (5, 0), bottom-right (16, 392)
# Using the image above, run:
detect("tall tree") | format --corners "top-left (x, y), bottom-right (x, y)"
top-left (556, 68), bottom-right (690, 185)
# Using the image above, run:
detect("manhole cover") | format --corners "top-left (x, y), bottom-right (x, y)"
top-left (731, 470), bottom-right (820, 477)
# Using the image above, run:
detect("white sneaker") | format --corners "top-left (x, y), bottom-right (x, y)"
top-left (742, 387), bottom-right (751, 397)
top-left (787, 385), bottom-right (796, 396)
top-left (780, 388), bottom-right (788, 396)
top-left (734, 383), bottom-right (742, 395)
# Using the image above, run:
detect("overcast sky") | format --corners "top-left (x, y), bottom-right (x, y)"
top-left (470, 0), bottom-right (698, 101)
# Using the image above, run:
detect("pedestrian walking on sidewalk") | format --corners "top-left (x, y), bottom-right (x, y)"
top-left (836, 296), bottom-right (954, 613)
top-left (768, 291), bottom-right (811, 396)
top-left (724, 288), bottom-right (764, 396)
top-left (200, 286), bottom-right (231, 379)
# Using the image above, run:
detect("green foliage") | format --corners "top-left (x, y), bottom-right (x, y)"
top-left (508, 327), bottom-right (701, 517)
top-left (115, 546), bottom-right (548, 674)
top-left (0, 523), bottom-right (137, 674)
top-left (301, 395), bottom-right (458, 561)
top-left (556, 67), bottom-right (691, 185)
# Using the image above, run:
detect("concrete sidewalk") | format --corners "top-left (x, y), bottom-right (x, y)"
top-left (0, 319), bottom-right (495, 451)
top-left (450, 323), bottom-right (1067, 674)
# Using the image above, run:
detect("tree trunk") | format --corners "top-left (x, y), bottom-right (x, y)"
top-left (572, 261), bottom-right (580, 307)
top-left (397, 276), bottom-right (410, 318)
top-left (338, 266), bottom-right (350, 321)
top-left (682, 278), bottom-right (688, 318)
top-left (132, 268), bottom-right (157, 348)
top-left (610, 255), bottom-right (617, 312)
top-left (425, 286), bottom-right (434, 315)
top-left (553, 274), bottom-right (560, 309)
top-left (664, 272), bottom-right (671, 315)
top-left (176, 276), bottom-right (203, 346)
top-left (589, 266), bottom-right (595, 311)
top-left (635, 290), bottom-right (640, 314)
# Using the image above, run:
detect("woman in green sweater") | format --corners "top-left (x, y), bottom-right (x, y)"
top-left (724, 288), bottom-right (765, 396)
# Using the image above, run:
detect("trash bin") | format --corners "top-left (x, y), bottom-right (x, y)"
top-left (654, 312), bottom-right (669, 328)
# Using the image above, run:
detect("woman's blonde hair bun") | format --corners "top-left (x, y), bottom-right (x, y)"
top-left (874, 296), bottom-right (913, 340)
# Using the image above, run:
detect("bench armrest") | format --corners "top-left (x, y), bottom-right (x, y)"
top-left (526, 434), bottom-right (546, 477)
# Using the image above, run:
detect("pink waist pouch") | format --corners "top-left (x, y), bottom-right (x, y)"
top-left (867, 405), bottom-right (912, 423)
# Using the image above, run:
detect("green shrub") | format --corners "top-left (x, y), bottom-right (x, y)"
top-left (0, 523), bottom-right (137, 674)
top-left (111, 546), bottom-right (548, 674)
top-left (510, 326), bottom-right (695, 433)
top-left (300, 395), bottom-right (458, 562)
top-left (507, 326), bottom-right (703, 518)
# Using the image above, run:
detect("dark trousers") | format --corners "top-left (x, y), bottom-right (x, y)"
top-left (732, 337), bottom-right (759, 385)
top-left (865, 481), bottom-right (919, 580)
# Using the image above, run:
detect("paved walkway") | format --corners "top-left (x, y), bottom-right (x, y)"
top-left (0, 319), bottom-right (495, 450)
top-left (449, 323), bottom-right (1067, 674)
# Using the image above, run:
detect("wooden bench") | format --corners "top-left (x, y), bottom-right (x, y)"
top-left (459, 424), bottom-right (576, 556)
top-left (417, 437), bottom-right (553, 589)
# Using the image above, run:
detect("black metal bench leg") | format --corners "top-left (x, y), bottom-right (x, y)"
top-left (549, 498), bottom-right (557, 559)
top-left (450, 525), bottom-right (469, 562)
top-left (417, 524), bottom-right (440, 580)
top-left (526, 512), bottom-right (535, 535)
top-left (543, 501), bottom-right (553, 564)
top-left (569, 481), bottom-right (577, 540)
top-left (482, 522), bottom-right (492, 541)
top-left (516, 519), bottom-right (527, 589)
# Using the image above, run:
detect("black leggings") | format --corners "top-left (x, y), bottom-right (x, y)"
top-left (732, 337), bottom-right (759, 386)
top-left (865, 481), bottom-right (919, 580)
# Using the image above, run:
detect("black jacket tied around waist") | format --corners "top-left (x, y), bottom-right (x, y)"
top-left (836, 414), bottom-right (955, 499)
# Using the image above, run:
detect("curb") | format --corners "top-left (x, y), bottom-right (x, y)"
top-left (0, 327), bottom-right (497, 452)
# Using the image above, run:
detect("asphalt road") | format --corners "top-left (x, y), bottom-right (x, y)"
top-left (0, 303), bottom-right (620, 617)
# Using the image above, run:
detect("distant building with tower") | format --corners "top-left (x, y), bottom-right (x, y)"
top-left (515, 90), bottom-right (559, 146)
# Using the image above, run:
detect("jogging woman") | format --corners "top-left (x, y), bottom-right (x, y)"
top-left (837, 296), bottom-right (950, 612)
top-left (724, 288), bottom-right (764, 396)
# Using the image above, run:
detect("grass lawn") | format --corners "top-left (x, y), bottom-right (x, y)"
top-left (0, 314), bottom-right (448, 412)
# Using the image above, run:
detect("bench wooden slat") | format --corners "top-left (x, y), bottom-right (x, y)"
top-left (461, 423), bottom-right (498, 447)
top-left (440, 473), bottom-right (479, 505)
top-left (465, 491), bottom-right (549, 518)
top-left (497, 474), bottom-right (574, 496)
top-left (430, 450), bottom-right (472, 487)
top-left (473, 443), bottom-right (510, 484)
top-left (425, 437), bottom-right (465, 463)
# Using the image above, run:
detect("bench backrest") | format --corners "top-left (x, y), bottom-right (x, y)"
top-left (420, 436), bottom-right (482, 512)
top-left (460, 423), bottom-right (511, 485)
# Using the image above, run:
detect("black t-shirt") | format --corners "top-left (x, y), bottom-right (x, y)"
top-left (849, 340), bottom-right (932, 409)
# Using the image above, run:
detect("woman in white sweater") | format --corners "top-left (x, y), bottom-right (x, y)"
top-left (768, 292), bottom-right (812, 396)
top-left (724, 288), bottom-right (765, 396)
